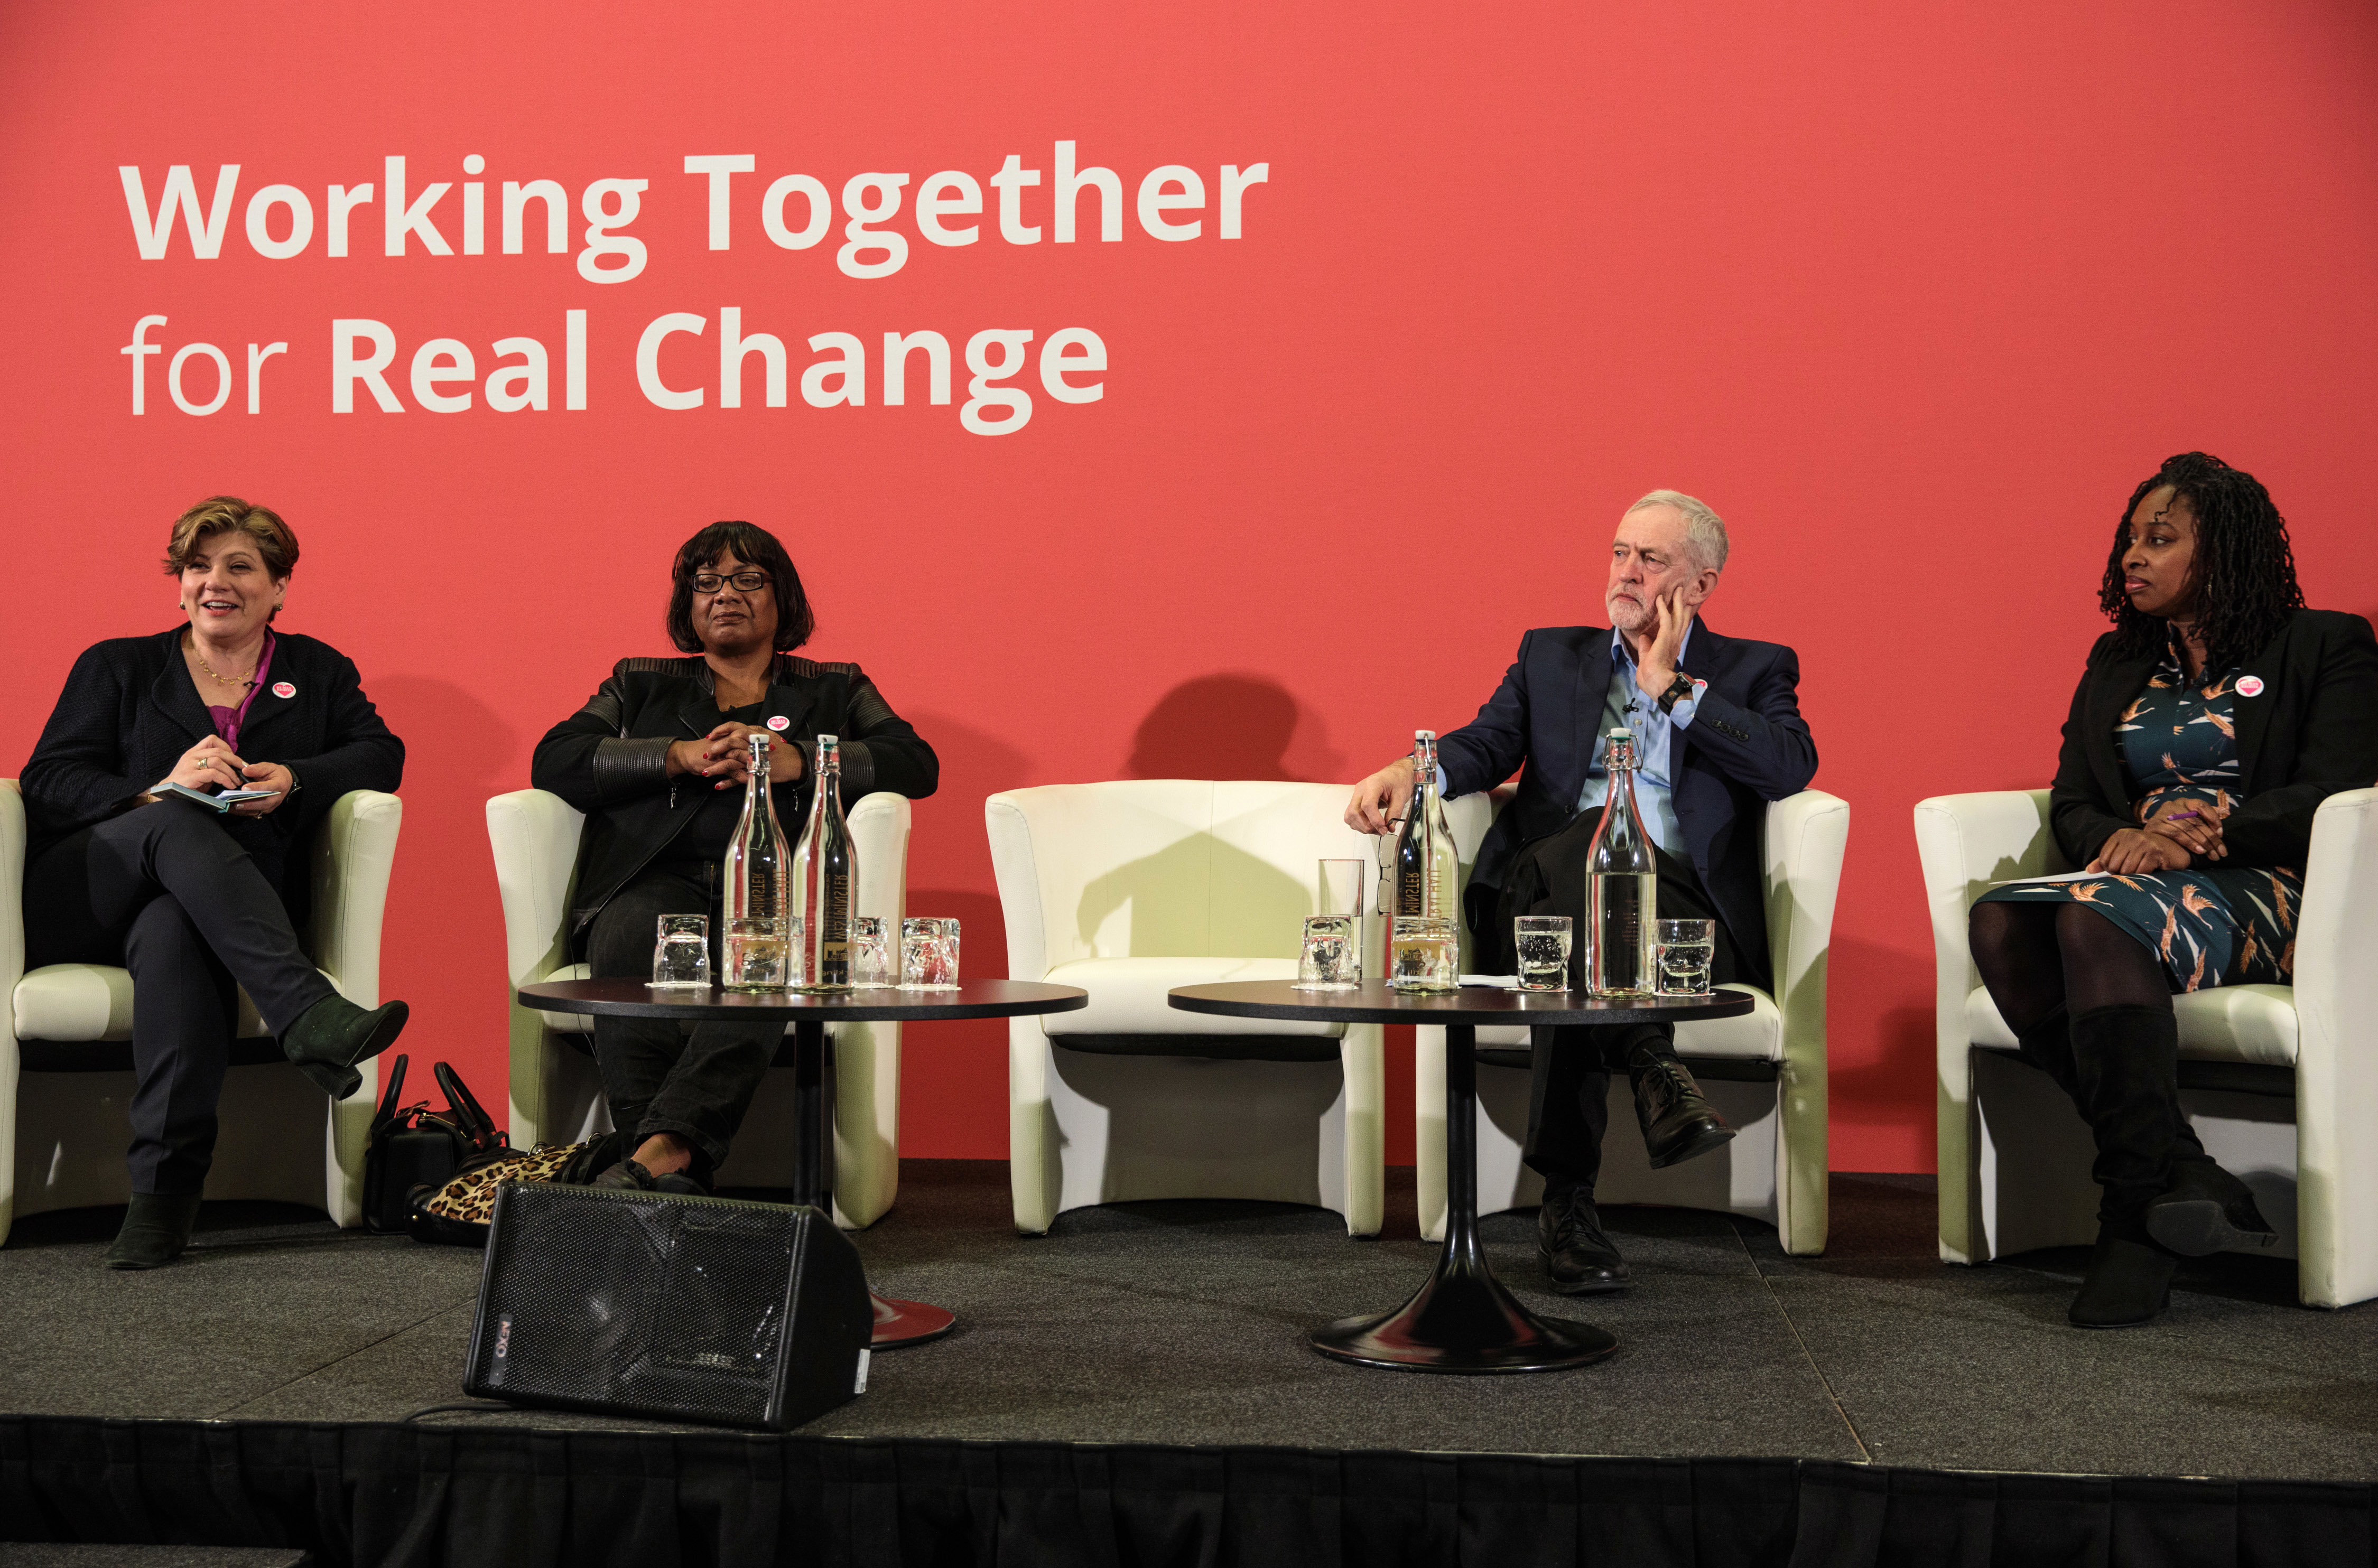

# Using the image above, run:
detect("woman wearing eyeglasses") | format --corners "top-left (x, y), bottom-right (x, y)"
top-left (531, 521), bottom-right (938, 1192)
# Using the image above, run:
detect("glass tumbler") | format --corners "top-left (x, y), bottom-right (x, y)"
top-left (1294, 914), bottom-right (1359, 990)
top-left (1655, 918), bottom-right (1716, 997)
top-left (1512, 915), bottom-right (1572, 992)
top-left (899, 917), bottom-right (961, 991)
top-left (723, 916), bottom-right (791, 992)
top-left (651, 914), bottom-right (710, 988)
top-left (850, 916), bottom-right (893, 986)
top-left (1389, 915), bottom-right (1459, 992)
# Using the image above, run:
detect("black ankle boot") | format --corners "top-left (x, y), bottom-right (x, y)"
top-left (1624, 1036), bottom-right (1733, 1169)
top-left (592, 1159), bottom-right (659, 1191)
top-left (281, 995), bottom-right (410, 1100)
top-left (2147, 1159), bottom-right (2281, 1256)
top-left (2069, 1222), bottom-right (2180, 1328)
top-left (104, 1193), bottom-right (203, 1270)
top-left (1536, 1182), bottom-right (1629, 1294)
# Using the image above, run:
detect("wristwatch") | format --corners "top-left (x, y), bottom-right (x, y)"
top-left (1657, 672), bottom-right (1701, 715)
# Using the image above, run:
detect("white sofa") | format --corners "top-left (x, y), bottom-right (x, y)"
top-left (2, 780), bottom-right (400, 1243)
top-left (1915, 786), bottom-right (2378, 1308)
top-left (487, 787), bottom-right (911, 1228)
top-left (985, 780), bottom-right (1387, 1236)
top-left (1413, 788), bottom-right (1845, 1254)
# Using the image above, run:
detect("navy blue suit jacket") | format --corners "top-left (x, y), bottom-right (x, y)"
top-left (1437, 620), bottom-right (1818, 983)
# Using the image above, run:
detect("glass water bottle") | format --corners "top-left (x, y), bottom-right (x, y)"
top-left (1584, 728), bottom-right (1658, 996)
top-left (722, 732), bottom-right (791, 991)
top-left (793, 733), bottom-right (858, 993)
top-left (1391, 729), bottom-right (1459, 921)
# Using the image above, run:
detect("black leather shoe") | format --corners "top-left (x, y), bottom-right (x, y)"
top-left (654, 1170), bottom-right (711, 1197)
top-left (104, 1193), bottom-right (203, 1270)
top-left (1627, 1046), bottom-right (1735, 1169)
top-left (2147, 1160), bottom-right (2281, 1256)
top-left (281, 996), bottom-right (409, 1101)
top-left (1536, 1188), bottom-right (1630, 1294)
top-left (592, 1159), bottom-right (659, 1191)
top-left (2069, 1227), bottom-right (2179, 1328)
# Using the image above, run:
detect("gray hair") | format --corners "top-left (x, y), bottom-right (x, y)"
top-left (1626, 489), bottom-right (1729, 573)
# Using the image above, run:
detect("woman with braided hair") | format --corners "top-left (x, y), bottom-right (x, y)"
top-left (1970, 452), bottom-right (2378, 1327)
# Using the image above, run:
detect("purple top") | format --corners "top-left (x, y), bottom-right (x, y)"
top-left (204, 629), bottom-right (276, 751)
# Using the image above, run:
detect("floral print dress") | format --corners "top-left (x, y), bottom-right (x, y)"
top-left (1976, 640), bottom-right (2301, 992)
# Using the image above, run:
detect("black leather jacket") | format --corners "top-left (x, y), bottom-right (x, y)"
top-left (531, 654), bottom-right (937, 949)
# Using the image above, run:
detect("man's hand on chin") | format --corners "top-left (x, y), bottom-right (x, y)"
top-left (1638, 587), bottom-right (1696, 694)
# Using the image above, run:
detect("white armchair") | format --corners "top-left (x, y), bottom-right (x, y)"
top-left (2, 780), bottom-right (400, 1243)
top-left (1916, 786), bottom-right (2378, 1308)
top-left (1414, 789), bottom-right (1845, 1254)
top-left (486, 787), bottom-right (910, 1228)
top-left (986, 780), bottom-right (1387, 1236)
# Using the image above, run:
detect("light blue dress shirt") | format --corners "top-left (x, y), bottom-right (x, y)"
top-left (1574, 624), bottom-right (1702, 857)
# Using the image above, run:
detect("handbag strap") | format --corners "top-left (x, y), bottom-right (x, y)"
top-left (370, 1053), bottom-right (411, 1136)
top-left (432, 1060), bottom-right (505, 1154)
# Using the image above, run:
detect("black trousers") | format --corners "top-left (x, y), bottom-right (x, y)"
top-left (23, 801), bottom-right (337, 1196)
top-left (584, 861), bottom-right (779, 1170)
top-left (1521, 843), bottom-right (1745, 1192)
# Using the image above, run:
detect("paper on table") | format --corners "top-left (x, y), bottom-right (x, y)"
top-left (1989, 871), bottom-right (2112, 888)
top-left (1459, 974), bottom-right (1519, 987)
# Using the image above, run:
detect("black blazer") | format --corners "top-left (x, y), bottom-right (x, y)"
top-left (1437, 620), bottom-right (1819, 980)
top-left (20, 627), bottom-right (405, 921)
top-left (531, 654), bottom-right (938, 949)
top-left (2051, 609), bottom-right (2378, 871)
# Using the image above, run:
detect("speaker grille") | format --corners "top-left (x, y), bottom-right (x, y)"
top-left (466, 1183), bottom-right (867, 1429)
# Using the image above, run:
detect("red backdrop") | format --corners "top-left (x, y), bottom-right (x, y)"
top-left (5, 1), bottom-right (2375, 1172)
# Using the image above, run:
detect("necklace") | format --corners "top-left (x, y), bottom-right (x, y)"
top-left (193, 645), bottom-right (258, 689)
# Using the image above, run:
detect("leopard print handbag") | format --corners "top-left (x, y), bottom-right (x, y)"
top-left (404, 1132), bottom-right (627, 1247)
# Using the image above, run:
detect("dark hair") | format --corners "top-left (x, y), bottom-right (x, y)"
top-left (2099, 452), bottom-right (2304, 669)
top-left (164, 496), bottom-right (298, 620)
top-left (665, 521), bottom-right (814, 654)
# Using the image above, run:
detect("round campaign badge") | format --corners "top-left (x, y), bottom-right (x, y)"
top-left (2236, 676), bottom-right (2264, 698)
top-left (271, 681), bottom-right (296, 698)
top-left (765, 714), bottom-right (789, 731)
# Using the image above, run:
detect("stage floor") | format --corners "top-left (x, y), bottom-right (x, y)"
top-left (2, 1164), bottom-right (2370, 1483)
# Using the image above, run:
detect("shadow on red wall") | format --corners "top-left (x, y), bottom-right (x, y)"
top-left (1123, 674), bottom-right (1348, 783)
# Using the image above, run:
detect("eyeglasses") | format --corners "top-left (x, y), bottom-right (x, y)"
top-left (692, 572), bottom-right (772, 595)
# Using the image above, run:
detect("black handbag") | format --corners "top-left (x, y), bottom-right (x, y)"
top-left (361, 1054), bottom-right (509, 1233)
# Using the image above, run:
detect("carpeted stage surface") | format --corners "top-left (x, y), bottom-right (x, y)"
top-left (1, 1162), bottom-right (2367, 1483)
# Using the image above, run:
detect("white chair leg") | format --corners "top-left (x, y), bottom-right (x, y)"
top-left (1339, 1024), bottom-right (1383, 1236)
top-left (1008, 1021), bottom-right (1059, 1234)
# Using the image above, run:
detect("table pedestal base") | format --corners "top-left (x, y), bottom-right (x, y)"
top-left (1311, 1021), bottom-right (1615, 1373)
top-left (871, 1292), bottom-right (958, 1348)
top-left (1310, 1249), bottom-right (1614, 1372)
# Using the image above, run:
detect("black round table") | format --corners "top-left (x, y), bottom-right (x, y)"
top-left (1167, 979), bottom-right (1754, 1373)
top-left (515, 977), bottom-right (1086, 1349)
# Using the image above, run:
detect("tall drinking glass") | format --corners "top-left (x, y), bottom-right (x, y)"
top-left (1318, 858), bottom-right (1366, 983)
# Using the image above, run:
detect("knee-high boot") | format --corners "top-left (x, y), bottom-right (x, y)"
top-left (2065, 1004), bottom-right (2183, 1328)
top-left (2012, 1004), bottom-right (2079, 1102)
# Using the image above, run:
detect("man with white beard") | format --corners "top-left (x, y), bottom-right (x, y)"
top-left (1345, 490), bottom-right (1818, 1294)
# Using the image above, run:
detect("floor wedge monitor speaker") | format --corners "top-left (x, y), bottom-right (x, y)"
top-left (464, 1183), bottom-right (871, 1430)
